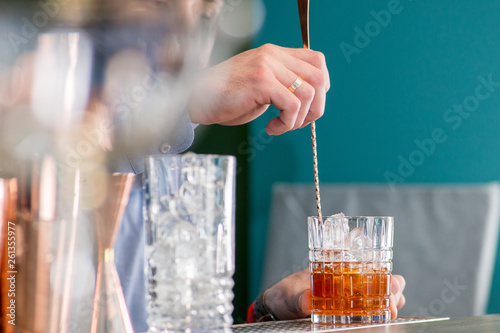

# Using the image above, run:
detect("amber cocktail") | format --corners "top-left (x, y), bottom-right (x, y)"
top-left (308, 216), bottom-right (394, 324)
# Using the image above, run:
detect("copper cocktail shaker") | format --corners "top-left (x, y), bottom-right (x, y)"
top-left (0, 177), bottom-right (17, 333)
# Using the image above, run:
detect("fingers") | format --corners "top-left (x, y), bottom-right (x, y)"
top-left (393, 275), bottom-right (407, 310)
top-left (264, 268), bottom-right (312, 320)
top-left (265, 76), bottom-right (313, 135)
top-left (280, 46), bottom-right (331, 92)
top-left (252, 44), bottom-right (328, 135)
top-left (264, 76), bottom-right (302, 135)
top-left (392, 275), bottom-right (406, 306)
top-left (390, 293), bottom-right (398, 319)
top-left (297, 289), bottom-right (313, 317)
top-left (270, 44), bottom-right (330, 94)
top-left (398, 293), bottom-right (406, 310)
top-left (390, 275), bottom-right (407, 319)
top-left (188, 43), bottom-right (329, 132)
top-left (289, 77), bottom-right (315, 129)
top-left (277, 45), bottom-right (330, 125)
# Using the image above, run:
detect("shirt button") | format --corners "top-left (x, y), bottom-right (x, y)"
top-left (160, 143), bottom-right (171, 154)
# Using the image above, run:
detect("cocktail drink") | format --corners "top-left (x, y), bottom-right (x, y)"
top-left (308, 216), bottom-right (394, 324)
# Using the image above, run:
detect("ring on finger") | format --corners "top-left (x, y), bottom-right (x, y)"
top-left (288, 76), bottom-right (304, 93)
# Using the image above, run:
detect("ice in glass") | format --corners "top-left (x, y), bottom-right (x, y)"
top-left (143, 153), bottom-right (236, 333)
top-left (308, 215), bottom-right (394, 324)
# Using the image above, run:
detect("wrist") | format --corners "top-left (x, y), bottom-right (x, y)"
top-left (253, 289), bottom-right (278, 322)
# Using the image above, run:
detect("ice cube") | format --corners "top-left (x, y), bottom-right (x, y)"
top-left (343, 227), bottom-right (363, 261)
top-left (343, 225), bottom-right (375, 261)
top-left (181, 152), bottom-right (206, 185)
top-left (323, 214), bottom-right (347, 249)
top-left (323, 216), bottom-right (342, 249)
top-left (344, 227), bottom-right (364, 249)
top-left (178, 183), bottom-right (205, 215)
top-left (345, 227), bottom-right (373, 248)
top-left (161, 183), bottom-right (204, 221)
top-left (322, 217), bottom-right (334, 249)
top-left (331, 212), bottom-right (345, 219)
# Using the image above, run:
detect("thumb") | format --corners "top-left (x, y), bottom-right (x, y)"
top-left (296, 289), bottom-right (313, 317)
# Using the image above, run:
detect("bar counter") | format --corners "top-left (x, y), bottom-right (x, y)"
top-left (231, 314), bottom-right (500, 333)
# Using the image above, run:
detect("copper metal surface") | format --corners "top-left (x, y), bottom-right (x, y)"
top-left (11, 156), bottom-right (82, 333)
top-left (0, 177), bottom-right (17, 333)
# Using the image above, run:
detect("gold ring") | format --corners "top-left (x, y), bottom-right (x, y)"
top-left (288, 76), bottom-right (304, 93)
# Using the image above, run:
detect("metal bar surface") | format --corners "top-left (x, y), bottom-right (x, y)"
top-left (231, 317), bottom-right (449, 333)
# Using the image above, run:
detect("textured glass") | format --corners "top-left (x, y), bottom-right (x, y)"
top-left (308, 216), bottom-right (394, 325)
top-left (143, 153), bottom-right (236, 333)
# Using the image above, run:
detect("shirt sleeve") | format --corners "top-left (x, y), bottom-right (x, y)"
top-left (108, 110), bottom-right (195, 174)
top-left (246, 302), bottom-right (257, 323)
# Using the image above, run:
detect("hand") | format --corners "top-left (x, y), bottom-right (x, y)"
top-left (187, 44), bottom-right (330, 135)
top-left (263, 268), bottom-right (312, 320)
top-left (262, 269), bottom-right (406, 321)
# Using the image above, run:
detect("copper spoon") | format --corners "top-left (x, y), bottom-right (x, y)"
top-left (297, 0), bottom-right (322, 222)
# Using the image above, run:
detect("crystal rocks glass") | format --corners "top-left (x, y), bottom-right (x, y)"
top-left (308, 216), bottom-right (394, 325)
top-left (143, 153), bottom-right (236, 333)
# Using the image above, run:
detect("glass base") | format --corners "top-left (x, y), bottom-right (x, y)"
top-left (311, 310), bottom-right (390, 325)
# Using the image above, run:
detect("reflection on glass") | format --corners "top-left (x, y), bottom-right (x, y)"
top-left (90, 173), bottom-right (135, 333)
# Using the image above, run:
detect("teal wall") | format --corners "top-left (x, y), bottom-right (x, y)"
top-left (249, 0), bottom-right (500, 312)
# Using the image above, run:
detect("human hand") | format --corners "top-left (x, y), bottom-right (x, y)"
top-left (262, 269), bottom-right (406, 321)
top-left (187, 44), bottom-right (330, 135)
